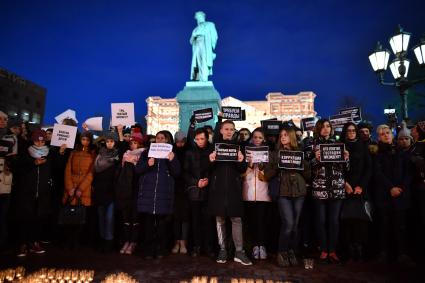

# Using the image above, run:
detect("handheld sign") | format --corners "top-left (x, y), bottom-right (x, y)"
top-left (222, 106), bottom-right (243, 121)
top-left (301, 117), bottom-right (316, 132)
top-left (245, 146), bottom-right (269, 163)
top-left (50, 124), bottom-right (78, 149)
top-left (329, 113), bottom-right (352, 128)
top-left (193, 108), bottom-right (214, 123)
top-left (84, 117), bottom-right (103, 131)
top-left (55, 109), bottom-right (78, 124)
top-left (148, 143), bottom-right (173, 159)
top-left (319, 143), bottom-right (346, 163)
top-left (261, 120), bottom-right (282, 135)
top-left (278, 150), bottom-right (304, 170)
top-left (111, 103), bottom-right (135, 127)
top-left (339, 107), bottom-right (362, 124)
top-left (215, 143), bottom-right (240, 161)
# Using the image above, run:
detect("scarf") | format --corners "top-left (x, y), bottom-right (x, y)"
top-left (122, 148), bottom-right (144, 166)
top-left (95, 147), bottom-right (119, 173)
top-left (28, 145), bottom-right (50, 159)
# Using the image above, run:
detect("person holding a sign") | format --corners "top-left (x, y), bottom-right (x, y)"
top-left (14, 130), bottom-right (56, 257)
top-left (136, 131), bottom-right (180, 259)
top-left (264, 126), bottom-right (310, 267)
top-left (208, 120), bottom-right (252, 265)
top-left (242, 128), bottom-right (270, 260)
top-left (372, 124), bottom-right (412, 264)
top-left (310, 119), bottom-right (349, 264)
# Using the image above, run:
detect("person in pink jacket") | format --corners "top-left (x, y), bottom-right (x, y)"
top-left (242, 127), bottom-right (271, 260)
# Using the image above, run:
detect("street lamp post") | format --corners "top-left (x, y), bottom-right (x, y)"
top-left (368, 25), bottom-right (425, 122)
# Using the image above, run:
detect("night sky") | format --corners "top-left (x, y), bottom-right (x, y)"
top-left (1, 0), bottom-right (425, 126)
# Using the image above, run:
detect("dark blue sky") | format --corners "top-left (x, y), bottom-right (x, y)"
top-left (1, 0), bottom-right (425, 125)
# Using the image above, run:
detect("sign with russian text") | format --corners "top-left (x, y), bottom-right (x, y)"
top-left (339, 107), bottom-right (362, 124)
top-left (148, 143), bottom-right (173, 159)
top-left (215, 143), bottom-right (240, 161)
top-left (111, 103), bottom-right (135, 127)
top-left (329, 113), bottom-right (352, 128)
top-left (245, 146), bottom-right (269, 163)
top-left (261, 120), bottom-right (282, 135)
top-left (278, 150), bottom-right (304, 170)
top-left (319, 143), bottom-right (346, 163)
top-left (301, 117), bottom-right (316, 131)
top-left (50, 124), bottom-right (77, 149)
top-left (222, 106), bottom-right (244, 121)
top-left (193, 108), bottom-right (214, 123)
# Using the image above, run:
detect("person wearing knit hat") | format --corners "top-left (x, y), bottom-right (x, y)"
top-left (130, 128), bottom-right (144, 146)
top-left (358, 121), bottom-right (375, 144)
top-left (31, 129), bottom-right (47, 142)
top-left (397, 122), bottom-right (413, 151)
top-left (104, 132), bottom-right (118, 142)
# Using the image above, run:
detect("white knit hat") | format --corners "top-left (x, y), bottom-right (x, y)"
top-left (397, 121), bottom-right (413, 140)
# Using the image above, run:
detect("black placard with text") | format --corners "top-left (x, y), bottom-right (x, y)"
top-left (261, 120), bottom-right (282, 135)
top-left (319, 143), bottom-right (346, 163)
top-left (193, 108), bottom-right (214, 123)
top-left (339, 107), bottom-right (362, 124)
top-left (222, 106), bottom-right (245, 121)
top-left (215, 143), bottom-right (240, 161)
top-left (329, 113), bottom-right (353, 128)
top-left (301, 117), bottom-right (316, 131)
top-left (278, 150), bottom-right (304, 170)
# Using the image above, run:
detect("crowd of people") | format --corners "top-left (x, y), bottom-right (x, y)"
top-left (0, 109), bottom-right (424, 268)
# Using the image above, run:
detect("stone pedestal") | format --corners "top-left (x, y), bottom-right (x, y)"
top-left (176, 81), bottom-right (221, 132)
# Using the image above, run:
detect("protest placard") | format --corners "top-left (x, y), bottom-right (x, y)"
top-left (215, 143), bottom-right (240, 161)
top-left (329, 113), bottom-right (353, 128)
top-left (261, 120), bottom-right (282, 135)
top-left (55, 109), bottom-right (78, 124)
top-left (50, 124), bottom-right (78, 149)
top-left (84, 117), bottom-right (103, 131)
top-left (301, 117), bottom-right (316, 131)
top-left (278, 150), bottom-right (304, 170)
top-left (148, 143), bottom-right (173, 159)
top-left (111, 103), bottom-right (135, 127)
top-left (245, 146), bottom-right (269, 163)
top-left (193, 108), bottom-right (214, 123)
top-left (222, 106), bottom-right (243, 121)
top-left (339, 107), bottom-right (362, 124)
top-left (319, 143), bottom-right (346, 162)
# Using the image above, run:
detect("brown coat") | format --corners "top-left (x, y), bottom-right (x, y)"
top-left (63, 148), bottom-right (96, 206)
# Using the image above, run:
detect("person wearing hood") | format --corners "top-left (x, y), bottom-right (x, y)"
top-left (93, 132), bottom-right (119, 252)
top-left (14, 129), bottom-right (57, 257)
top-left (242, 127), bottom-right (271, 260)
top-left (115, 129), bottom-right (145, 255)
top-left (208, 118), bottom-right (252, 266)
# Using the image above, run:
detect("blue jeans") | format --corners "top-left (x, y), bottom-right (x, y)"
top-left (314, 199), bottom-right (343, 253)
top-left (277, 197), bottom-right (305, 252)
top-left (98, 203), bottom-right (114, 241)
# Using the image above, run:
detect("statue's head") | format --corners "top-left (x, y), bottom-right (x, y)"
top-left (194, 11), bottom-right (206, 23)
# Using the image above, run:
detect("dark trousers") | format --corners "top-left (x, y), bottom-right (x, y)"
top-left (0, 194), bottom-right (10, 246)
top-left (314, 199), bottom-right (343, 253)
top-left (142, 213), bottom-right (169, 256)
top-left (376, 207), bottom-right (408, 256)
top-left (190, 200), bottom-right (215, 249)
top-left (18, 218), bottom-right (44, 245)
top-left (121, 205), bottom-right (140, 243)
top-left (277, 197), bottom-right (305, 252)
top-left (245, 201), bottom-right (269, 246)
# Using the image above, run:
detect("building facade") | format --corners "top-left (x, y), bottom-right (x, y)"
top-left (146, 91), bottom-right (316, 135)
top-left (0, 67), bottom-right (46, 124)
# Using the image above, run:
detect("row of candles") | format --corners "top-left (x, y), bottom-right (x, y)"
top-left (180, 277), bottom-right (293, 283)
top-left (0, 268), bottom-right (94, 283)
